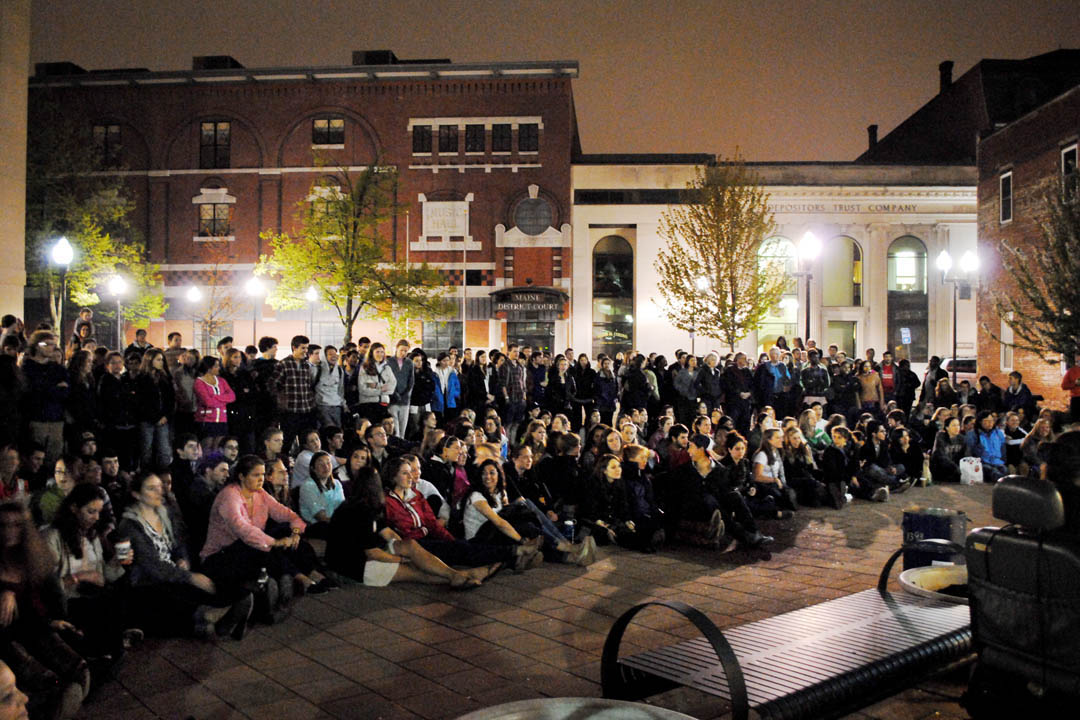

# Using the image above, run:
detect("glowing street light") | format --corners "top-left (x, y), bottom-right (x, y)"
top-left (51, 237), bottom-right (74, 339)
top-left (792, 231), bottom-right (821, 343)
top-left (108, 275), bottom-right (128, 349)
top-left (695, 277), bottom-right (709, 291)
top-left (186, 286), bottom-right (202, 303)
top-left (245, 278), bottom-right (265, 343)
top-left (937, 248), bottom-right (980, 385)
top-left (305, 286), bottom-right (318, 336)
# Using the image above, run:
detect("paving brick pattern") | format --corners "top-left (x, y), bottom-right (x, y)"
top-left (75, 484), bottom-right (995, 720)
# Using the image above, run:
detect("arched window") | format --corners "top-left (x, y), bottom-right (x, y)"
top-left (822, 236), bottom-right (863, 306)
top-left (592, 235), bottom-right (633, 358)
top-left (757, 237), bottom-right (797, 353)
top-left (886, 235), bottom-right (928, 361)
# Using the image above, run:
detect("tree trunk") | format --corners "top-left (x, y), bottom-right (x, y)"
top-left (341, 296), bottom-right (354, 347)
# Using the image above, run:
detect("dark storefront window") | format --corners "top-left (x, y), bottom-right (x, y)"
top-left (592, 235), bottom-right (633, 358)
top-left (887, 235), bottom-right (928, 362)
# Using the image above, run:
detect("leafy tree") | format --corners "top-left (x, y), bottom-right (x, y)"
top-left (25, 97), bottom-right (166, 333)
top-left (654, 156), bottom-right (788, 352)
top-left (257, 164), bottom-right (454, 347)
top-left (987, 187), bottom-right (1080, 360)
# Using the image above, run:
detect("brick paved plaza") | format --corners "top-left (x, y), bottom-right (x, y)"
top-left (75, 484), bottom-right (994, 720)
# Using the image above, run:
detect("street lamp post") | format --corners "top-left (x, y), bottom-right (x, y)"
top-left (107, 275), bottom-right (128, 350)
top-left (935, 249), bottom-right (980, 386)
top-left (186, 286), bottom-right (202, 348)
top-left (50, 237), bottom-right (74, 340)
top-left (793, 231), bottom-right (822, 343)
top-left (245, 278), bottom-right (264, 346)
top-left (305, 286), bottom-right (318, 339)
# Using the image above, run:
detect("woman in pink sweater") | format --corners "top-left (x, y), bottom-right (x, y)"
top-left (200, 455), bottom-right (334, 622)
top-left (194, 356), bottom-right (235, 446)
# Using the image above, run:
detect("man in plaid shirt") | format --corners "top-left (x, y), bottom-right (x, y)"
top-left (272, 335), bottom-right (316, 452)
top-left (499, 344), bottom-right (527, 440)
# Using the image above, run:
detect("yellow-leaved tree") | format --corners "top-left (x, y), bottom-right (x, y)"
top-left (655, 156), bottom-right (787, 352)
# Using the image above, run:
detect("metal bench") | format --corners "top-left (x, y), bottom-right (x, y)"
top-left (601, 540), bottom-right (973, 720)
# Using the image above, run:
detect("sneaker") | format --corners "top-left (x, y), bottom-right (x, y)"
top-left (844, 493), bottom-right (854, 503)
top-left (571, 536), bottom-right (597, 566)
top-left (871, 487), bottom-right (890, 502)
top-left (775, 510), bottom-right (793, 520)
top-left (705, 509), bottom-right (725, 542)
top-left (122, 628), bottom-right (144, 650)
top-left (893, 478), bottom-right (913, 494)
top-left (741, 532), bottom-right (774, 549)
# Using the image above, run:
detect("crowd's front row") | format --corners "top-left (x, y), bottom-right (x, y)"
top-left (7, 395), bottom-right (1080, 720)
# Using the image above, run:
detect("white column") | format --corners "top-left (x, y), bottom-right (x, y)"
top-left (0, 0), bottom-right (29, 318)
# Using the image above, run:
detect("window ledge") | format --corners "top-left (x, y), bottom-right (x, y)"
top-left (311, 143), bottom-right (345, 150)
top-left (492, 151), bottom-right (511, 156)
top-left (1000, 218), bottom-right (1013, 226)
top-left (412, 152), bottom-right (432, 157)
top-left (519, 150), bottom-right (539, 156)
top-left (193, 235), bottom-right (235, 243)
top-left (465, 151), bottom-right (485, 156)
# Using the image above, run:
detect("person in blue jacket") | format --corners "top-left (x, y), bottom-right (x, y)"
top-left (431, 352), bottom-right (461, 420)
top-left (969, 410), bottom-right (1008, 483)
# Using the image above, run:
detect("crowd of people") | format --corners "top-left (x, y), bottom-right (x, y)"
top-left (1, 308), bottom-right (1079, 719)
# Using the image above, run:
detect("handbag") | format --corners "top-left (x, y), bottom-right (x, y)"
top-left (959, 456), bottom-right (983, 485)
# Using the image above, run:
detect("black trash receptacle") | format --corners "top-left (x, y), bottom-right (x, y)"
top-left (902, 506), bottom-right (967, 569)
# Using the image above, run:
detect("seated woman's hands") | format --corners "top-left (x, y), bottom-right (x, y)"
top-left (189, 572), bottom-right (216, 594)
top-left (0, 590), bottom-right (16, 627)
top-left (273, 535), bottom-right (300, 550)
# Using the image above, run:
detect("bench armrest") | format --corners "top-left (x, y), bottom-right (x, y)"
top-left (601, 600), bottom-right (749, 720)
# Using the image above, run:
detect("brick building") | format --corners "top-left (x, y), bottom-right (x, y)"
top-left (975, 82), bottom-right (1080, 410)
top-left (29, 52), bottom-right (579, 352)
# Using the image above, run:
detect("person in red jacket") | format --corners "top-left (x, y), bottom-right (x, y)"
top-left (1062, 351), bottom-right (1080, 423)
top-left (382, 456), bottom-right (515, 573)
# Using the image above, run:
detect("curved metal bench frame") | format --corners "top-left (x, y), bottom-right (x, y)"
top-left (602, 538), bottom-right (967, 720)
top-left (601, 600), bottom-right (749, 720)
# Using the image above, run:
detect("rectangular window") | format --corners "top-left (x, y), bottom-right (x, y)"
top-left (518, 123), bottom-right (539, 152)
top-left (198, 203), bottom-right (231, 237)
top-left (312, 117), bottom-right (345, 145)
top-left (491, 124), bottom-right (511, 152)
top-left (438, 125), bottom-right (458, 154)
top-left (93, 124), bottom-right (121, 167)
top-left (465, 269), bottom-right (482, 286)
top-left (412, 125), bottom-right (432, 153)
top-left (1000, 316), bottom-right (1014, 371)
top-left (422, 321), bottom-right (462, 353)
top-left (1063, 144), bottom-right (1078, 199)
top-left (465, 124), bottom-right (485, 152)
top-left (1000, 171), bottom-right (1013, 223)
top-left (199, 121), bottom-right (230, 169)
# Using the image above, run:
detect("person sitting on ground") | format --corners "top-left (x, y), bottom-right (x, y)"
top-left (781, 427), bottom-right (826, 507)
top-left (44, 484), bottom-right (132, 664)
top-left (33, 455), bottom-right (81, 527)
top-left (683, 433), bottom-right (772, 549)
top-left (381, 457), bottom-right (513, 572)
top-left (200, 456), bottom-right (332, 624)
top-left (751, 428), bottom-right (797, 514)
top-left (858, 421), bottom-right (910, 498)
top-left (459, 460), bottom-right (543, 567)
top-left (289, 428), bottom-right (321, 490)
top-left (820, 426), bottom-right (858, 508)
top-left (298, 451), bottom-right (345, 539)
top-left (335, 444), bottom-right (371, 499)
top-left (118, 471), bottom-right (254, 640)
top-left (179, 453), bottom-right (231, 557)
top-left (0, 502), bottom-right (90, 720)
top-left (969, 410), bottom-right (1009, 483)
top-left (325, 467), bottom-right (493, 589)
top-left (1019, 418), bottom-right (1054, 479)
top-left (620, 444), bottom-right (665, 552)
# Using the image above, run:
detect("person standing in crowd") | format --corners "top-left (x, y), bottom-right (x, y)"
top-left (313, 344), bottom-right (347, 430)
top-left (919, 356), bottom-right (948, 406)
top-left (172, 348), bottom-right (199, 438)
top-left (272, 336), bottom-right (316, 452)
top-left (356, 342), bottom-right (395, 423)
top-left (21, 331), bottom-right (69, 466)
top-left (408, 349), bottom-right (436, 439)
top-left (466, 349), bottom-right (495, 416)
top-left (498, 345), bottom-right (527, 439)
top-left (221, 348), bottom-right (258, 454)
top-left (134, 349), bottom-right (175, 470)
top-left (163, 331), bottom-right (185, 371)
top-left (856, 359), bottom-right (885, 420)
top-left (97, 351), bottom-right (139, 471)
top-left (894, 358), bottom-right (920, 416)
top-left (193, 356), bottom-right (235, 447)
top-left (432, 352), bottom-right (461, 421)
top-left (386, 340), bottom-right (414, 439)
top-left (800, 350), bottom-right (830, 410)
top-left (544, 355), bottom-right (577, 418)
top-left (1002, 371), bottom-right (1035, 419)
top-left (568, 353), bottom-right (596, 432)
top-left (694, 352), bottom-right (724, 415)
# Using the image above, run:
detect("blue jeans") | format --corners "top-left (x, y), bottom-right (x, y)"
top-left (514, 498), bottom-right (569, 554)
top-left (140, 421), bottom-right (172, 470)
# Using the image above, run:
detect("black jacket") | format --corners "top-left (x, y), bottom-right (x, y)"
top-left (97, 372), bottom-right (138, 428)
top-left (134, 372), bottom-right (176, 423)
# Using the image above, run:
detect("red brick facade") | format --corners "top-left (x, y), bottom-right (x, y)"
top-left (29, 57), bottom-right (578, 349)
top-left (976, 85), bottom-right (1080, 410)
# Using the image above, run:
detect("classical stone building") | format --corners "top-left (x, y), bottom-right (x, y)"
top-left (976, 82), bottom-right (1080, 409)
top-left (571, 158), bottom-right (977, 363)
top-left (29, 52), bottom-right (579, 352)
top-left (0, 0), bottom-right (29, 319)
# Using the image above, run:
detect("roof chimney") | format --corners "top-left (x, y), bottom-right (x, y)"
top-left (939, 60), bottom-right (954, 93)
top-left (867, 124), bottom-right (878, 151)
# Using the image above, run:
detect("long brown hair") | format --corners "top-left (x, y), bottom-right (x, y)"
top-left (362, 343), bottom-right (386, 375)
top-left (138, 348), bottom-right (170, 382)
top-left (0, 503), bottom-right (57, 586)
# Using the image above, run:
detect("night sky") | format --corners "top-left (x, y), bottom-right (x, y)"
top-left (29, 0), bottom-right (1080, 161)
